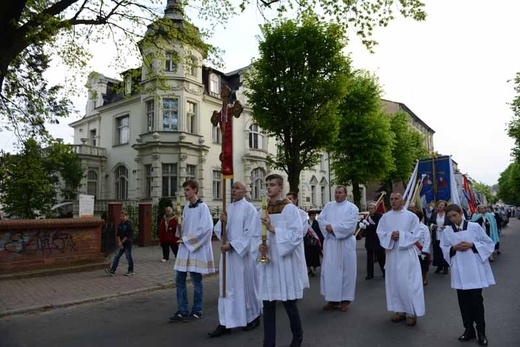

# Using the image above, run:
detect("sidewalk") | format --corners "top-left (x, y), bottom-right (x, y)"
top-left (0, 240), bottom-right (222, 318)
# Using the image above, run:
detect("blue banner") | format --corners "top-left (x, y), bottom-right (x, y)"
top-left (418, 156), bottom-right (452, 205)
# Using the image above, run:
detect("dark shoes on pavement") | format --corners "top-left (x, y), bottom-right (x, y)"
top-left (168, 312), bottom-right (188, 323)
top-left (104, 269), bottom-right (115, 276)
top-left (323, 302), bottom-right (340, 311)
top-left (391, 312), bottom-right (406, 323)
top-left (290, 337), bottom-right (303, 347)
top-left (208, 324), bottom-right (231, 338)
top-left (339, 301), bottom-right (350, 312)
top-left (242, 316), bottom-right (261, 331)
top-left (477, 332), bottom-right (488, 346)
top-left (458, 329), bottom-right (476, 341)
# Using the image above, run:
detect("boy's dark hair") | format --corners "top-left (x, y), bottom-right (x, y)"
top-left (287, 191), bottom-right (298, 199)
top-left (266, 173), bottom-right (284, 186)
top-left (414, 209), bottom-right (424, 222)
top-left (445, 203), bottom-right (462, 214)
top-left (182, 179), bottom-right (199, 194)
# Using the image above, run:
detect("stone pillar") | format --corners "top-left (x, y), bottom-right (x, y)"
top-left (138, 202), bottom-right (153, 247)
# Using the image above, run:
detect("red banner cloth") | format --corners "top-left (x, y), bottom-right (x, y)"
top-left (219, 106), bottom-right (234, 179)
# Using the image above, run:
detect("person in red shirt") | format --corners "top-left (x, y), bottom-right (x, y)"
top-left (159, 206), bottom-right (178, 262)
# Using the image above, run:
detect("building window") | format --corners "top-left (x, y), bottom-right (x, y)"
top-left (249, 124), bottom-right (264, 149)
top-left (163, 98), bottom-right (178, 131)
top-left (165, 52), bottom-right (176, 72)
top-left (146, 100), bottom-right (154, 132)
top-left (115, 165), bottom-right (128, 200)
top-left (186, 101), bottom-right (197, 133)
top-left (116, 115), bottom-right (129, 145)
top-left (145, 164), bottom-right (152, 198)
top-left (125, 77), bottom-right (131, 95)
top-left (251, 168), bottom-right (265, 200)
top-left (320, 155), bottom-right (326, 171)
top-left (87, 169), bottom-right (98, 197)
top-left (189, 56), bottom-right (198, 76)
top-left (311, 185), bottom-right (316, 206)
top-left (89, 129), bottom-right (97, 147)
top-left (212, 124), bottom-right (222, 144)
top-left (186, 165), bottom-right (196, 180)
top-left (209, 73), bottom-right (220, 98)
top-left (162, 163), bottom-right (177, 197)
top-left (320, 186), bottom-right (326, 206)
top-left (213, 170), bottom-right (222, 199)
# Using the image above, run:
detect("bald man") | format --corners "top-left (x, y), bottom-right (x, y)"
top-left (209, 181), bottom-right (262, 337)
top-left (377, 193), bottom-right (424, 327)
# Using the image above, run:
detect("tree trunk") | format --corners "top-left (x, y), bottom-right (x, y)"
top-left (352, 181), bottom-right (362, 208)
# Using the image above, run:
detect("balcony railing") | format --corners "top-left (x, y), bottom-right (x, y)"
top-left (71, 144), bottom-right (107, 157)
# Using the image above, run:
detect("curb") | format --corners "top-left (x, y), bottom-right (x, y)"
top-left (0, 271), bottom-right (219, 318)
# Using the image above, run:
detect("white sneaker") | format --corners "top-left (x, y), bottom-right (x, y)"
top-left (161, 259), bottom-right (167, 262)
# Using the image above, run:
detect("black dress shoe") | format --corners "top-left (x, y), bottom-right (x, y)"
top-left (477, 332), bottom-right (488, 346)
top-left (290, 337), bottom-right (303, 347)
top-left (208, 324), bottom-right (231, 338)
top-left (242, 316), bottom-right (261, 331)
top-left (365, 275), bottom-right (374, 280)
top-left (458, 329), bottom-right (476, 341)
top-left (435, 267), bottom-right (442, 274)
top-left (442, 268), bottom-right (449, 275)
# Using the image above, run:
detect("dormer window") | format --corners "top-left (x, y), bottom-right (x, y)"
top-left (210, 73), bottom-right (220, 98)
top-left (189, 56), bottom-right (198, 77)
top-left (125, 77), bottom-right (131, 95)
top-left (165, 52), bottom-right (176, 72)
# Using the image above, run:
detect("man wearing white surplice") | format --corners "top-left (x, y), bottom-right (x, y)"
top-left (318, 185), bottom-right (359, 312)
top-left (377, 193), bottom-right (424, 327)
top-left (208, 181), bottom-right (262, 338)
top-left (255, 174), bottom-right (309, 347)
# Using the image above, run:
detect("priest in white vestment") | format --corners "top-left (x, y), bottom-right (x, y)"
top-left (317, 185), bottom-right (359, 312)
top-left (254, 174), bottom-right (308, 347)
top-left (441, 204), bottom-right (495, 346)
top-left (209, 181), bottom-right (262, 337)
top-left (377, 193), bottom-right (424, 327)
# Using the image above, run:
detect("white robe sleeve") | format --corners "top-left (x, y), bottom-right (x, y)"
top-left (440, 227), bottom-right (456, 266)
top-left (376, 214), bottom-right (396, 250)
top-left (473, 224), bottom-right (495, 262)
top-left (182, 203), bottom-right (214, 252)
top-left (276, 204), bottom-right (305, 257)
top-left (229, 203), bottom-right (257, 258)
top-left (214, 220), bottom-right (222, 240)
top-left (331, 204), bottom-right (359, 240)
top-left (398, 214), bottom-right (421, 249)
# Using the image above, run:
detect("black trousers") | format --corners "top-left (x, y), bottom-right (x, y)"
top-left (366, 248), bottom-right (386, 277)
top-left (263, 300), bottom-right (303, 347)
top-left (457, 288), bottom-right (485, 334)
top-left (161, 242), bottom-right (178, 260)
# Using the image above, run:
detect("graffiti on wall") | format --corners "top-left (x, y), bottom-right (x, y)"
top-left (0, 229), bottom-right (90, 254)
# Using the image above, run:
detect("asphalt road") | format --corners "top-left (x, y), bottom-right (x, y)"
top-left (1, 221), bottom-right (519, 347)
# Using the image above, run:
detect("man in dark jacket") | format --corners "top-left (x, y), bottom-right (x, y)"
top-left (105, 210), bottom-right (135, 276)
top-left (359, 202), bottom-right (385, 280)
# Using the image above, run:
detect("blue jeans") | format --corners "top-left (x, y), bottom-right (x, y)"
top-left (110, 243), bottom-right (134, 272)
top-left (175, 271), bottom-right (203, 315)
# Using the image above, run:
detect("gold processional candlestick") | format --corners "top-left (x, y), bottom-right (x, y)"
top-left (177, 195), bottom-right (183, 244)
top-left (258, 195), bottom-right (270, 263)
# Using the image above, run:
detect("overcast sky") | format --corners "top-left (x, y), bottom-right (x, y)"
top-left (3, 0), bottom-right (518, 186)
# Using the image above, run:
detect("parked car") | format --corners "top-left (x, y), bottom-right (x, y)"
top-left (50, 201), bottom-right (73, 218)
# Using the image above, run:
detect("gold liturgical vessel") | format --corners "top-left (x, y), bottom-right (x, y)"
top-left (258, 195), bottom-right (270, 263)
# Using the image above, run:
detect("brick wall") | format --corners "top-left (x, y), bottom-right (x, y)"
top-left (0, 218), bottom-right (105, 274)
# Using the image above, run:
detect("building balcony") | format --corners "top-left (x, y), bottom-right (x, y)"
top-left (71, 144), bottom-right (107, 157)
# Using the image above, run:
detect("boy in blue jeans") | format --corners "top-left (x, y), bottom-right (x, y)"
top-left (105, 210), bottom-right (134, 276)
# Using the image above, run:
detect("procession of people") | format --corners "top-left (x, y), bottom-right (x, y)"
top-left (157, 178), bottom-right (499, 347)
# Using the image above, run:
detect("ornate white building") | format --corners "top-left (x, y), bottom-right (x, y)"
top-left (69, 1), bottom-right (334, 212)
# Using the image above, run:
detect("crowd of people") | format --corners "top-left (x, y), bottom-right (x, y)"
top-left (106, 179), bottom-right (503, 347)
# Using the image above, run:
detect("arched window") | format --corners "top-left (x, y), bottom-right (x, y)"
top-left (114, 165), bottom-right (128, 200)
top-left (250, 168), bottom-right (266, 200)
top-left (249, 124), bottom-right (264, 150)
top-left (209, 73), bottom-right (220, 98)
top-left (87, 169), bottom-right (98, 198)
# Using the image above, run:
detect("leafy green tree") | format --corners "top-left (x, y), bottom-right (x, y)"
top-left (473, 181), bottom-right (496, 205)
top-left (329, 70), bottom-right (395, 207)
top-left (497, 161), bottom-right (520, 205)
top-left (246, 15), bottom-right (352, 193)
top-left (1, 0), bottom-right (426, 139)
top-left (507, 72), bottom-right (520, 159)
top-left (0, 138), bottom-right (83, 218)
top-left (381, 111), bottom-right (429, 206)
